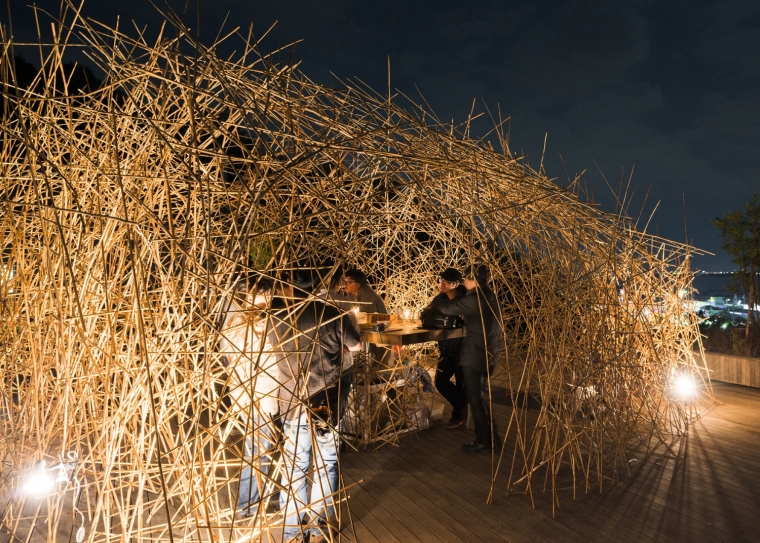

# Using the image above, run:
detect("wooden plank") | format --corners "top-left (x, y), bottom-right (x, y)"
top-left (342, 491), bottom-right (402, 543)
top-left (348, 438), bottom-right (531, 543)
top-left (356, 427), bottom-right (582, 543)
top-left (344, 440), bottom-right (541, 542)
top-left (338, 381), bottom-right (760, 543)
top-left (345, 451), bottom-right (490, 543)
top-left (360, 326), bottom-right (464, 346)
top-left (702, 352), bottom-right (760, 388)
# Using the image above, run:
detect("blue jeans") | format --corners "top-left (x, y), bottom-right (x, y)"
top-left (280, 413), bottom-right (339, 540)
top-left (238, 416), bottom-right (275, 513)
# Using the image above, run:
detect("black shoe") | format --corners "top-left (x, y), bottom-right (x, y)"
top-left (461, 441), bottom-right (490, 452)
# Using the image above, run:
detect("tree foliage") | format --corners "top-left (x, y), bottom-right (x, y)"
top-left (713, 193), bottom-right (760, 329)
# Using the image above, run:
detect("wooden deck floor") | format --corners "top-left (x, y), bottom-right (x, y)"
top-left (339, 382), bottom-right (760, 543)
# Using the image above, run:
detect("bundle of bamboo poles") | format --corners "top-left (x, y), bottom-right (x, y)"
top-left (0, 3), bottom-right (711, 541)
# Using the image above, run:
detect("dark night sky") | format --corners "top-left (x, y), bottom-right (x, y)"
top-left (5, 0), bottom-right (760, 271)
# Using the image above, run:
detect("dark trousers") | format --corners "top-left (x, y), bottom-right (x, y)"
top-left (461, 364), bottom-right (495, 445)
top-left (434, 356), bottom-right (466, 419)
top-left (310, 370), bottom-right (354, 426)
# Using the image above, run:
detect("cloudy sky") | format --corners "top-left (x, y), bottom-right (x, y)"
top-left (5, 0), bottom-right (760, 270)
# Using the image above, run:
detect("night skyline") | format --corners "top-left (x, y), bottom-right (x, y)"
top-left (5, 0), bottom-right (760, 271)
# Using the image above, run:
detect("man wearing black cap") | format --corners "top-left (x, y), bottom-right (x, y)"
top-left (430, 264), bottom-right (502, 452)
top-left (427, 268), bottom-right (468, 428)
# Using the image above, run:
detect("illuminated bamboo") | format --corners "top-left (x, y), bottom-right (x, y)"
top-left (0, 3), bottom-right (712, 542)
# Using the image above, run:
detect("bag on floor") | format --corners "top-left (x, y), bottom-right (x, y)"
top-left (406, 402), bottom-right (431, 430)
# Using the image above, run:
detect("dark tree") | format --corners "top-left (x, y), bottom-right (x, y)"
top-left (713, 193), bottom-right (760, 332)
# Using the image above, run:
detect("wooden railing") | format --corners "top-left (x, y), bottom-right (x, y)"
top-left (700, 351), bottom-right (760, 388)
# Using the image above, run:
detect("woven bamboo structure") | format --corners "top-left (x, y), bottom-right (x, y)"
top-left (0, 3), bottom-right (712, 542)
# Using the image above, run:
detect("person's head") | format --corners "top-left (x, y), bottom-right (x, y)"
top-left (236, 273), bottom-right (274, 308)
top-left (251, 277), bottom-right (275, 307)
top-left (439, 267), bottom-right (462, 296)
top-left (290, 269), bottom-right (320, 299)
top-left (463, 264), bottom-right (489, 291)
top-left (328, 265), bottom-right (344, 293)
top-left (342, 268), bottom-right (367, 296)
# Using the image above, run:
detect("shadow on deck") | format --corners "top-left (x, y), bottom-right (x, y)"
top-left (340, 382), bottom-right (760, 543)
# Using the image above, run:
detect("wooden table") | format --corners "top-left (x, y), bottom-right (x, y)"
top-left (348, 325), bottom-right (465, 445)
top-left (359, 325), bottom-right (464, 346)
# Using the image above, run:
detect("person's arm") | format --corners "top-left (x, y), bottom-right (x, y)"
top-left (430, 292), bottom-right (479, 316)
top-left (423, 293), bottom-right (443, 311)
top-left (341, 313), bottom-right (362, 351)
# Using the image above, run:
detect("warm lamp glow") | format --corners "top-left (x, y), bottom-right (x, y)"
top-left (673, 373), bottom-right (696, 399)
top-left (403, 308), bottom-right (412, 320)
top-left (22, 462), bottom-right (55, 496)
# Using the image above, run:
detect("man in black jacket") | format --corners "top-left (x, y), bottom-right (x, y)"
top-left (431, 265), bottom-right (502, 452)
top-left (427, 268), bottom-right (468, 428)
top-left (273, 271), bottom-right (361, 542)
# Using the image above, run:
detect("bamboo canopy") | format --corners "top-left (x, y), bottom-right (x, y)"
top-left (0, 4), bottom-right (711, 542)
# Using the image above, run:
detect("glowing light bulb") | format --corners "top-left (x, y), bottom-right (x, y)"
top-left (22, 462), bottom-right (55, 496)
top-left (674, 374), bottom-right (696, 399)
top-left (403, 308), bottom-right (411, 320)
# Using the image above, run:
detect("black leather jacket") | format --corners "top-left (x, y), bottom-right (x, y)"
top-left (428, 286), bottom-right (467, 360)
top-left (272, 299), bottom-right (360, 419)
top-left (431, 285), bottom-right (502, 369)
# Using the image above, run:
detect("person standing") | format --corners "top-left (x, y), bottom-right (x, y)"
top-left (342, 268), bottom-right (391, 371)
top-left (431, 265), bottom-right (502, 452)
top-left (219, 276), bottom-right (280, 517)
top-left (274, 270), bottom-right (361, 543)
top-left (317, 266), bottom-right (358, 373)
top-left (427, 268), bottom-right (468, 428)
